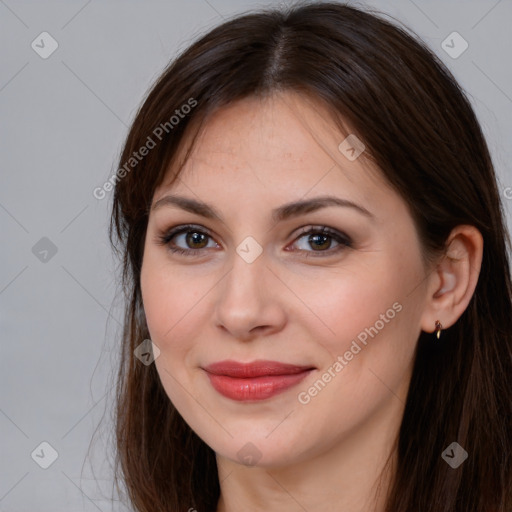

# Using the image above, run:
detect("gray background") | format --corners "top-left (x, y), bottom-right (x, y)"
top-left (1, 0), bottom-right (511, 510)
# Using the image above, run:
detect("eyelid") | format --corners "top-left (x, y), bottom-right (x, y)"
top-left (291, 224), bottom-right (349, 241)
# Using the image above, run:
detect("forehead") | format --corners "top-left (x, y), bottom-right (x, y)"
top-left (154, 91), bottom-right (398, 216)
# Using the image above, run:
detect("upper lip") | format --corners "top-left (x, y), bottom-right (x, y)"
top-left (203, 360), bottom-right (315, 378)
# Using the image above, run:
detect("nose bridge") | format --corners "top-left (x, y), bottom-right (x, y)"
top-left (222, 245), bottom-right (266, 309)
top-left (213, 244), bottom-right (285, 338)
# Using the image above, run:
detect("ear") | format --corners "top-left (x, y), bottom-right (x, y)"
top-left (420, 225), bottom-right (483, 334)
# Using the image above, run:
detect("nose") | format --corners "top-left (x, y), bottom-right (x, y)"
top-left (213, 249), bottom-right (287, 341)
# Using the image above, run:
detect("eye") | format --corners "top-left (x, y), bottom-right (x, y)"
top-left (288, 226), bottom-right (352, 257)
top-left (156, 224), bottom-right (219, 256)
top-left (156, 224), bottom-right (352, 258)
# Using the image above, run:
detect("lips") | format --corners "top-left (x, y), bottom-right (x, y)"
top-left (202, 360), bottom-right (315, 401)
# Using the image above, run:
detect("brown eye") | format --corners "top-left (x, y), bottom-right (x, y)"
top-left (157, 224), bottom-right (219, 256)
top-left (307, 233), bottom-right (332, 251)
top-left (290, 226), bottom-right (352, 257)
top-left (185, 231), bottom-right (209, 249)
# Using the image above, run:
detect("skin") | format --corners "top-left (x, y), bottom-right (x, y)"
top-left (140, 91), bottom-right (483, 512)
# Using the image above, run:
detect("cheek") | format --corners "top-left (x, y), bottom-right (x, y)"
top-left (289, 262), bottom-right (398, 345)
top-left (140, 251), bottom-right (199, 350)
top-left (140, 249), bottom-right (224, 370)
top-left (140, 256), bottom-right (206, 407)
top-left (292, 270), bottom-right (414, 419)
top-left (289, 251), bottom-right (420, 379)
top-left (141, 258), bottom-right (170, 342)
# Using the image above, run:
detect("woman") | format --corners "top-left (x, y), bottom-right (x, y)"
top-left (108, 2), bottom-right (512, 511)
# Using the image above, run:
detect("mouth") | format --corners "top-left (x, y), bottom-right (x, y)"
top-left (202, 360), bottom-right (315, 401)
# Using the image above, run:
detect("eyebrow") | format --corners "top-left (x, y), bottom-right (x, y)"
top-left (151, 193), bottom-right (374, 222)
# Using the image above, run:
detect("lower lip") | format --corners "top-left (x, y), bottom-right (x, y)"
top-left (204, 370), bottom-right (313, 401)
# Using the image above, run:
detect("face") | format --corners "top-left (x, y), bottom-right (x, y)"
top-left (140, 91), bottom-right (430, 468)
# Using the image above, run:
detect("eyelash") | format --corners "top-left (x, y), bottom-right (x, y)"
top-left (156, 223), bottom-right (352, 258)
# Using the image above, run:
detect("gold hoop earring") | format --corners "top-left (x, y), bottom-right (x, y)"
top-left (435, 320), bottom-right (443, 339)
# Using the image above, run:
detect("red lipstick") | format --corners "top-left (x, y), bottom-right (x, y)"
top-left (202, 360), bottom-right (314, 401)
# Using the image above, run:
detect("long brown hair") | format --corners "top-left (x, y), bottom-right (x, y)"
top-left (107, 2), bottom-right (512, 510)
